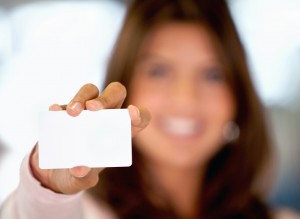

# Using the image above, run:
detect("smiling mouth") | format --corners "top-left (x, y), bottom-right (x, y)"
top-left (160, 117), bottom-right (203, 138)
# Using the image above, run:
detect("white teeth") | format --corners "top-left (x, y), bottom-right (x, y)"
top-left (162, 117), bottom-right (199, 136)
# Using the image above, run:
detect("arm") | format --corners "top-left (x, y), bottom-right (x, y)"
top-left (0, 153), bottom-right (83, 219)
top-left (1, 82), bottom-right (150, 219)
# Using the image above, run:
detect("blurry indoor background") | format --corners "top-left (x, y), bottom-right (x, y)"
top-left (0, 0), bottom-right (299, 213)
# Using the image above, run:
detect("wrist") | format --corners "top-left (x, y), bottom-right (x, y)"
top-left (29, 143), bottom-right (59, 192)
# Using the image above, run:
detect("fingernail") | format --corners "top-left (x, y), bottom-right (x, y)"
top-left (128, 105), bottom-right (140, 122)
top-left (86, 100), bottom-right (104, 111)
top-left (49, 104), bottom-right (61, 111)
top-left (68, 102), bottom-right (83, 115)
top-left (70, 166), bottom-right (91, 178)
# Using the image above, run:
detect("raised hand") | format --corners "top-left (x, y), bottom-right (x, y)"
top-left (30, 82), bottom-right (151, 194)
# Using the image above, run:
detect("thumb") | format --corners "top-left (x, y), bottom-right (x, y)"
top-left (128, 105), bottom-right (151, 137)
top-left (69, 166), bottom-right (91, 178)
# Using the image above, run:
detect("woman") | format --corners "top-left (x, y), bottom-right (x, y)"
top-left (1, 0), bottom-right (298, 218)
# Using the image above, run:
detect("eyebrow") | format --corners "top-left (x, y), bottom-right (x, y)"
top-left (137, 52), bottom-right (222, 66)
top-left (137, 53), bottom-right (165, 61)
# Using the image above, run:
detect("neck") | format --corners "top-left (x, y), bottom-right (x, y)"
top-left (145, 161), bottom-right (204, 219)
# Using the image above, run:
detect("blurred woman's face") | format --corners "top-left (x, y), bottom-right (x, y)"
top-left (128, 22), bottom-right (236, 170)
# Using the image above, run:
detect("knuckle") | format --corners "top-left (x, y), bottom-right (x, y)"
top-left (85, 175), bottom-right (99, 188)
top-left (140, 108), bottom-right (151, 128)
top-left (84, 83), bottom-right (97, 89)
top-left (98, 96), bottom-right (109, 107)
top-left (83, 83), bottom-right (99, 94)
top-left (72, 175), bottom-right (98, 191)
top-left (110, 82), bottom-right (127, 98)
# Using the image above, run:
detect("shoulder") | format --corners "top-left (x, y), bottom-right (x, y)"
top-left (273, 208), bottom-right (300, 219)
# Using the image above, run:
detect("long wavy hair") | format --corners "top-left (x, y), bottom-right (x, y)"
top-left (90, 0), bottom-right (272, 218)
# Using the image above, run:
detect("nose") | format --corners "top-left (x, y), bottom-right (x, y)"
top-left (170, 79), bottom-right (198, 110)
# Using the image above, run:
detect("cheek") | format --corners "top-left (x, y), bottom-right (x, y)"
top-left (197, 88), bottom-right (236, 147)
top-left (204, 88), bottom-right (236, 122)
top-left (127, 79), bottom-right (166, 112)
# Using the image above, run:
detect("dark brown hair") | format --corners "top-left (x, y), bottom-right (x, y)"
top-left (90, 0), bottom-right (272, 218)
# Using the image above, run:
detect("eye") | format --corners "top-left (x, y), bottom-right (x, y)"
top-left (147, 64), bottom-right (169, 78)
top-left (203, 66), bottom-right (225, 82)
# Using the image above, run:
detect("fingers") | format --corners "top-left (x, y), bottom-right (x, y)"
top-left (69, 166), bottom-right (91, 178)
top-left (86, 82), bottom-right (127, 111)
top-left (46, 166), bottom-right (104, 194)
top-left (61, 82), bottom-right (126, 117)
top-left (68, 166), bottom-right (102, 178)
top-left (49, 104), bottom-right (65, 111)
top-left (67, 83), bottom-right (100, 117)
top-left (51, 167), bottom-right (103, 194)
top-left (67, 167), bottom-right (103, 194)
top-left (67, 168), bottom-right (101, 194)
top-left (40, 83), bottom-right (150, 194)
top-left (128, 105), bottom-right (151, 137)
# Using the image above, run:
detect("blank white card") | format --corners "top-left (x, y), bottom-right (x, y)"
top-left (39, 109), bottom-right (132, 169)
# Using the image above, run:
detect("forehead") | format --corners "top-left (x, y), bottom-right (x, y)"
top-left (138, 22), bottom-right (219, 60)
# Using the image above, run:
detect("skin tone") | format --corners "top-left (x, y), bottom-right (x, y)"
top-left (30, 82), bottom-right (151, 194)
top-left (30, 22), bottom-right (236, 218)
top-left (128, 22), bottom-right (236, 218)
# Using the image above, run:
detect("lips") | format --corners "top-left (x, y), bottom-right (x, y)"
top-left (160, 117), bottom-right (203, 138)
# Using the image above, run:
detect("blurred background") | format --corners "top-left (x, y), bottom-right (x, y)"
top-left (0, 0), bottom-right (299, 213)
